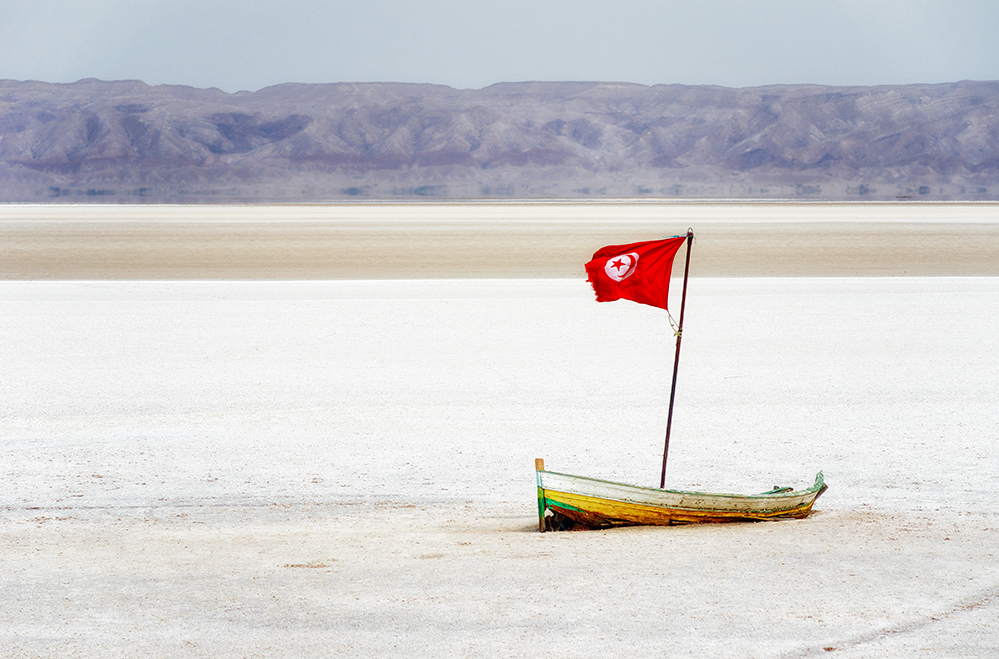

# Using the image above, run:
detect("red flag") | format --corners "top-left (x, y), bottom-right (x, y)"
top-left (585, 236), bottom-right (687, 310)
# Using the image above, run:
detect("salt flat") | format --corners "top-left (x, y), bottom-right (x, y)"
top-left (2, 276), bottom-right (998, 657)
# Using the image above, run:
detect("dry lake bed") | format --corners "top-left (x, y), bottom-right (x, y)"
top-left (2, 202), bottom-right (998, 657)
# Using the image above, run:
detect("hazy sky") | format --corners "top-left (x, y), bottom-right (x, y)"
top-left (2, 0), bottom-right (997, 92)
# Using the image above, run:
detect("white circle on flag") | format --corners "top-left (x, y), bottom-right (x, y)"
top-left (604, 252), bottom-right (639, 281)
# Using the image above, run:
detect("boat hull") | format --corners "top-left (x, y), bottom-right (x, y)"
top-left (535, 463), bottom-right (827, 531)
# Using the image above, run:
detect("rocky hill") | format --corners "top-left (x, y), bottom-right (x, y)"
top-left (1, 78), bottom-right (997, 201)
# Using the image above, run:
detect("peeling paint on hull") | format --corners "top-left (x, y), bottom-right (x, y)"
top-left (536, 464), bottom-right (827, 531)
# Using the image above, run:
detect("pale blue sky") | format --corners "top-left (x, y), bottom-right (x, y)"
top-left (1, 0), bottom-right (997, 92)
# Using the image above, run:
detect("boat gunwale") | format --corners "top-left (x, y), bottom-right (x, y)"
top-left (538, 469), bottom-right (826, 507)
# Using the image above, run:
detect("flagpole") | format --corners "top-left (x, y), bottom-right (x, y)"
top-left (660, 229), bottom-right (693, 488)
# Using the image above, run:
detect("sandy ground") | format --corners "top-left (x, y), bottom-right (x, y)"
top-left (3, 273), bottom-right (999, 657)
top-left (2, 202), bottom-right (999, 278)
top-left (2, 203), bottom-right (999, 657)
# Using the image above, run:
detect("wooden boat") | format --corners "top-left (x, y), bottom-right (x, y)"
top-left (535, 459), bottom-right (827, 531)
top-left (537, 230), bottom-right (828, 532)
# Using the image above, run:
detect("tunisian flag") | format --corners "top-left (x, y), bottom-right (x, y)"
top-left (585, 236), bottom-right (687, 311)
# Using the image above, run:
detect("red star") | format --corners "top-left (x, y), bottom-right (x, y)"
top-left (610, 257), bottom-right (628, 272)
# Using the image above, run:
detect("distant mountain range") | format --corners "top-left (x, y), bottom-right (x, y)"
top-left (1, 78), bottom-right (997, 202)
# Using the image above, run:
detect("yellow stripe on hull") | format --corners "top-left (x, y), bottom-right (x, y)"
top-left (545, 488), bottom-right (818, 527)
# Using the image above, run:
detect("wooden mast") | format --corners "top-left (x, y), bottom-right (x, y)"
top-left (660, 230), bottom-right (693, 489)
